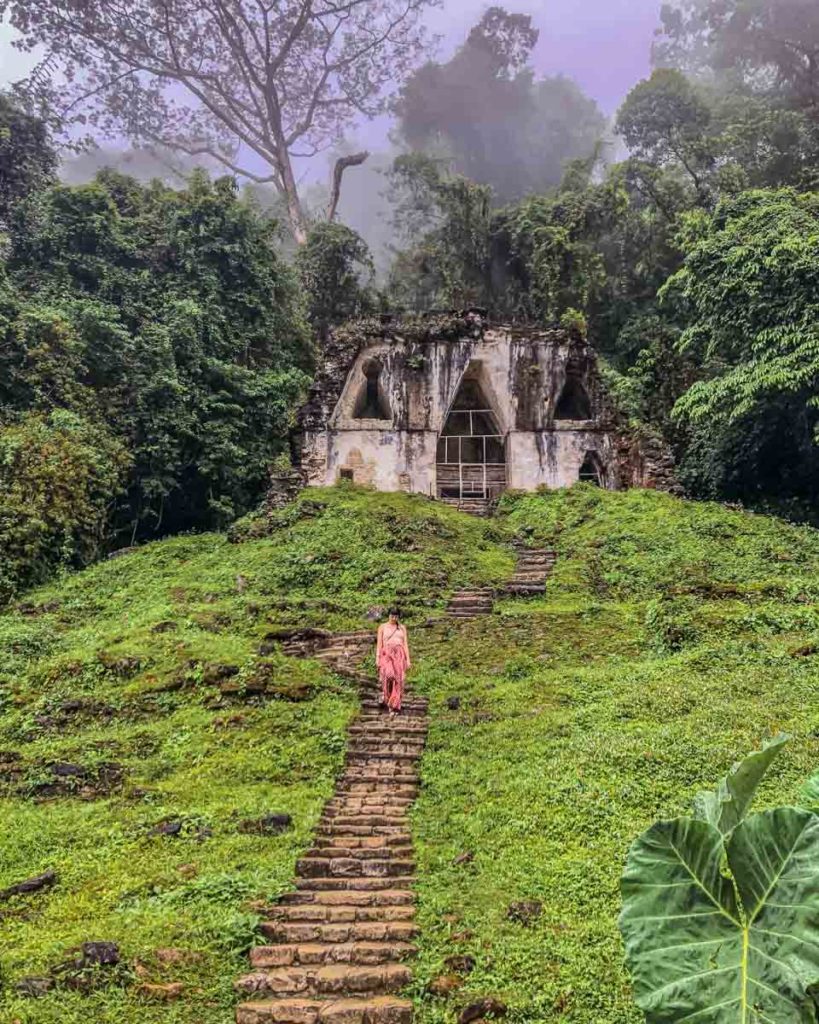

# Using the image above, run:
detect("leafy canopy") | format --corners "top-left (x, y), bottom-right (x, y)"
top-left (0, 0), bottom-right (438, 242)
top-left (1, 169), bottom-right (310, 544)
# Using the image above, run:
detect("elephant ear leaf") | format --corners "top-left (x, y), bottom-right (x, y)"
top-left (800, 771), bottom-right (819, 814)
top-left (692, 733), bottom-right (789, 835)
top-left (619, 818), bottom-right (741, 1020)
top-left (620, 809), bottom-right (819, 1023)
top-left (727, 808), bottom-right (819, 1021)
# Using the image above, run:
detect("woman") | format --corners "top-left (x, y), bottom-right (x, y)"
top-left (376, 608), bottom-right (411, 715)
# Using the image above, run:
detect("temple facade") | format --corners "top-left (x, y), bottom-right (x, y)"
top-left (290, 312), bottom-right (675, 502)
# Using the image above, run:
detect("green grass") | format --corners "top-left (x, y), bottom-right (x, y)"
top-left (0, 486), bottom-right (509, 1023)
top-left (408, 487), bottom-right (819, 1023)
top-left (3, 483), bottom-right (819, 1023)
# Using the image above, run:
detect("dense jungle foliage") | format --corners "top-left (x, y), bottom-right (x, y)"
top-left (2, 485), bottom-right (819, 1024)
top-left (1, 0), bottom-right (819, 583)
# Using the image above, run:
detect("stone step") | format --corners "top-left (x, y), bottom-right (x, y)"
top-left (280, 889), bottom-right (414, 907)
top-left (250, 941), bottom-right (416, 969)
top-left (339, 772), bottom-right (419, 785)
top-left (325, 803), bottom-right (413, 817)
top-left (320, 814), bottom-right (410, 828)
top-left (235, 995), bottom-right (413, 1024)
top-left (346, 745), bottom-right (424, 758)
top-left (349, 722), bottom-right (427, 734)
top-left (293, 877), bottom-right (415, 892)
top-left (335, 782), bottom-right (419, 798)
top-left (296, 858), bottom-right (415, 879)
top-left (261, 921), bottom-right (419, 945)
top-left (235, 963), bottom-right (413, 999)
top-left (315, 825), bottom-right (410, 838)
top-left (303, 846), bottom-right (414, 861)
top-left (315, 835), bottom-right (412, 850)
top-left (265, 903), bottom-right (416, 924)
top-left (360, 702), bottom-right (427, 714)
top-left (346, 752), bottom-right (420, 765)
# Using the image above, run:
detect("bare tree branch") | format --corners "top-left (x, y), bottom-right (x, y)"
top-left (327, 149), bottom-right (369, 222)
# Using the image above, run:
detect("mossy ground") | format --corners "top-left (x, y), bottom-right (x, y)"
top-left (0, 487), bottom-right (508, 1023)
top-left (2, 484), bottom-right (819, 1023)
top-left (410, 487), bottom-right (819, 1023)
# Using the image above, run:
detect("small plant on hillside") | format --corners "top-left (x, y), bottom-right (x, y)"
top-left (620, 734), bottom-right (819, 1022)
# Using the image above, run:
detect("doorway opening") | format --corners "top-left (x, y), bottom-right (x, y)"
top-left (436, 375), bottom-right (506, 500)
top-left (578, 451), bottom-right (605, 486)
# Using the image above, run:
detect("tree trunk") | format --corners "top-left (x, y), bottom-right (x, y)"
top-left (276, 142), bottom-right (308, 244)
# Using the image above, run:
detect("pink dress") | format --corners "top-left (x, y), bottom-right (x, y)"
top-left (377, 624), bottom-right (410, 712)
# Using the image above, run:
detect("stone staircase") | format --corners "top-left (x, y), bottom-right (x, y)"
top-left (235, 683), bottom-right (428, 1024)
top-left (444, 587), bottom-right (495, 619)
top-left (439, 497), bottom-right (491, 517)
top-left (503, 546), bottom-right (556, 598)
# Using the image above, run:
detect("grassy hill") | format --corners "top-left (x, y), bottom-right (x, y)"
top-left (2, 484), bottom-right (819, 1023)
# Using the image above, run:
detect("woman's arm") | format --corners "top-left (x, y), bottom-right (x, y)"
top-left (403, 626), bottom-right (411, 668)
top-left (376, 624), bottom-right (383, 660)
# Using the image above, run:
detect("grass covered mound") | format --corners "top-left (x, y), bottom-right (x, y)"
top-left (408, 487), bottom-right (819, 1024)
top-left (0, 487), bottom-right (509, 1024)
top-left (3, 483), bottom-right (819, 1024)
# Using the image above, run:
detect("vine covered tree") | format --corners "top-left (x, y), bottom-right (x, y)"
top-left (0, 0), bottom-right (438, 242)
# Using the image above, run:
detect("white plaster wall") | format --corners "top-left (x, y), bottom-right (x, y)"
top-left (305, 329), bottom-right (618, 494)
top-left (507, 430), bottom-right (612, 489)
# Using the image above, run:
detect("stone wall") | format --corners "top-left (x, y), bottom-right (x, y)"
top-left (288, 312), bottom-right (677, 497)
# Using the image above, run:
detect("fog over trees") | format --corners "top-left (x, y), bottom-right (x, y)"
top-left (1, 0), bottom-right (819, 594)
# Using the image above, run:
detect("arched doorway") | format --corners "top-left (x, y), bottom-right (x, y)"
top-left (436, 377), bottom-right (506, 499)
top-left (578, 450), bottom-right (606, 486)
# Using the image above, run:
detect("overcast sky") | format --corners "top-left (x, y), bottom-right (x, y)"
top-left (0, 0), bottom-right (660, 123)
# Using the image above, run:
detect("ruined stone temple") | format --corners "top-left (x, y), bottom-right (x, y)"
top-left (289, 311), bottom-right (674, 506)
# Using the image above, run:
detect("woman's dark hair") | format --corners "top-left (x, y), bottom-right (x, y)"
top-left (388, 607), bottom-right (401, 620)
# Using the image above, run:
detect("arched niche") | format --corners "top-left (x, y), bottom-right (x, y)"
top-left (353, 357), bottom-right (391, 420)
top-left (555, 374), bottom-right (592, 421)
top-left (578, 450), bottom-right (606, 487)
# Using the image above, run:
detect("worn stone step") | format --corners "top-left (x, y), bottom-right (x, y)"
top-left (280, 889), bottom-right (414, 908)
top-left (297, 858), bottom-right (415, 879)
top-left (304, 847), bottom-right (414, 861)
top-left (327, 801), bottom-right (414, 814)
top-left (325, 794), bottom-right (414, 807)
top-left (336, 781), bottom-right (418, 795)
top-left (265, 903), bottom-right (416, 924)
top-left (235, 995), bottom-right (413, 1024)
top-left (345, 751), bottom-right (423, 763)
top-left (346, 752), bottom-right (420, 765)
top-left (360, 703), bottom-right (427, 714)
top-left (324, 804), bottom-right (412, 818)
top-left (250, 941), bottom-right (416, 968)
top-left (319, 815), bottom-right (408, 828)
top-left (294, 877), bottom-right (415, 892)
top-left (341, 768), bottom-right (419, 781)
top-left (315, 835), bottom-right (411, 850)
top-left (261, 921), bottom-right (419, 944)
top-left (315, 822), bottom-right (409, 836)
top-left (235, 962), bottom-right (413, 999)
top-left (349, 722), bottom-right (427, 734)
top-left (347, 740), bottom-right (425, 753)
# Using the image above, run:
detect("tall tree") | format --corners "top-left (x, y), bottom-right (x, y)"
top-left (655, 0), bottom-right (819, 112)
top-left (0, 0), bottom-right (437, 243)
top-left (665, 188), bottom-right (819, 507)
top-left (395, 7), bottom-right (605, 204)
top-left (0, 92), bottom-right (57, 230)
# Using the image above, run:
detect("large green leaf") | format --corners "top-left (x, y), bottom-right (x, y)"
top-left (620, 809), bottom-right (819, 1023)
top-left (800, 772), bottom-right (819, 814)
top-left (693, 734), bottom-right (790, 836)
